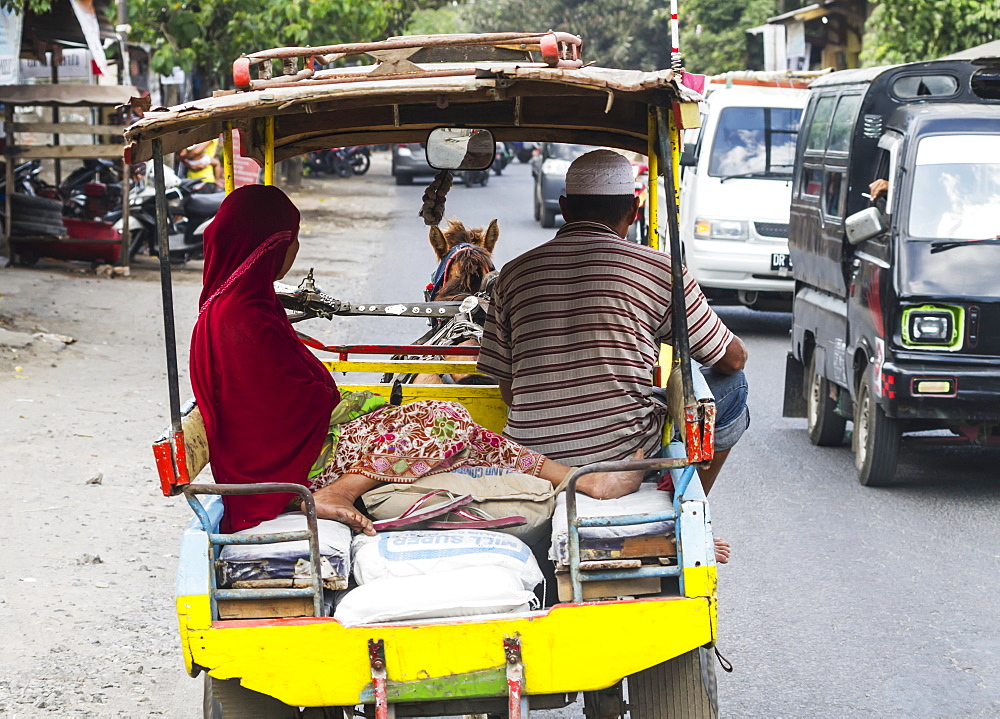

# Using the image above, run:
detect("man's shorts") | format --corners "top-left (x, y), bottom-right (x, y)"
top-left (701, 367), bottom-right (749, 452)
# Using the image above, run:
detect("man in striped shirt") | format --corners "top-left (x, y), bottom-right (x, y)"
top-left (478, 150), bottom-right (748, 503)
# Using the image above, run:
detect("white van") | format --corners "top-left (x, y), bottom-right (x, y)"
top-left (679, 83), bottom-right (809, 311)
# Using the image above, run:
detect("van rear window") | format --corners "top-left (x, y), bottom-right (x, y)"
top-left (892, 74), bottom-right (959, 99)
top-left (707, 106), bottom-right (802, 179)
top-left (908, 135), bottom-right (1000, 240)
top-left (971, 67), bottom-right (1000, 101)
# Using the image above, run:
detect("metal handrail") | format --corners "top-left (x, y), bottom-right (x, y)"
top-left (564, 458), bottom-right (693, 603)
top-left (183, 482), bottom-right (325, 619)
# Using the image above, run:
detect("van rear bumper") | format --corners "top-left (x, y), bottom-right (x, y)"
top-left (880, 360), bottom-right (1000, 422)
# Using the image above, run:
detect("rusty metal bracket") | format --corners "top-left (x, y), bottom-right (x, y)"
top-left (367, 48), bottom-right (422, 76)
top-left (369, 639), bottom-right (394, 719)
top-left (505, 634), bottom-right (529, 718)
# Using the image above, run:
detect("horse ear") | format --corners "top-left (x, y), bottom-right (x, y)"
top-left (482, 219), bottom-right (500, 254)
top-left (429, 225), bottom-right (449, 260)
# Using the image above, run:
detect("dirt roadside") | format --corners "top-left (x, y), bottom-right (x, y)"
top-left (0, 156), bottom-right (394, 717)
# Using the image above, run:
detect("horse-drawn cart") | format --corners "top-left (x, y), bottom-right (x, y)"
top-left (128, 32), bottom-right (721, 718)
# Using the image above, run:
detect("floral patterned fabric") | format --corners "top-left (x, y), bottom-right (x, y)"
top-left (309, 400), bottom-right (545, 488)
top-left (308, 390), bottom-right (388, 479)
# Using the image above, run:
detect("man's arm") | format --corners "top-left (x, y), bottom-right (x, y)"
top-left (712, 335), bottom-right (748, 375)
top-left (498, 379), bottom-right (513, 406)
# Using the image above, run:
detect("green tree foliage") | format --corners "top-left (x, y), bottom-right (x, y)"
top-left (464, 0), bottom-right (675, 71)
top-left (0, 0), bottom-right (53, 12)
top-left (459, 0), bottom-right (782, 73)
top-left (679, 0), bottom-right (776, 75)
top-left (862, 0), bottom-right (999, 65)
top-left (389, 0), bottom-right (454, 36)
top-left (127, 0), bottom-right (399, 93)
top-left (404, 6), bottom-right (467, 36)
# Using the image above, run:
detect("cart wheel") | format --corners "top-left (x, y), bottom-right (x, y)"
top-left (854, 368), bottom-right (900, 486)
top-left (583, 682), bottom-right (625, 718)
top-left (205, 675), bottom-right (301, 718)
top-left (806, 352), bottom-right (846, 446)
top-left (627, 647), bottom-right (718, 719)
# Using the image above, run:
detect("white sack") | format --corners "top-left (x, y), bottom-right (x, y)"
top-left (334, 566), bottom-right (537, 625)
top-left (352, 529), bottom-right (543, 590)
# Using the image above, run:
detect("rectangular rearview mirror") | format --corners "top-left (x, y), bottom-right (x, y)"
top-left (845, 206), bottom-right (887, 245)
top-left (426, 127), bottom-right (495, 171)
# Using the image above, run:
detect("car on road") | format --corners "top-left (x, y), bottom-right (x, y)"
top-left (679, 81), bottom-right (809, 312)
top-left (532, 142), bottom-right (591, 227)
top-left (533, 143), bottom-right (649, 241)
top-left (391, 142), bottom-right (434, 185)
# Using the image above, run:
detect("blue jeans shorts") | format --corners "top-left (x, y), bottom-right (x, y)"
top-left (701, 367), bottom-right (749, 452)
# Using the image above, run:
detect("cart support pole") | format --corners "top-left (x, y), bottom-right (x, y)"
top-left (656, 108), bottom-right (696, 419)
top-left (369, 639), bottom-right (393, 719)
top-left (2, 104), bottom-right (13, 264)
top-left (223, 122), bottom-right (235, 194)
top-left (263, 116), bottom-right (275, 186)
top-left (505, 635), bottom-right (528, 718)
top-left (118, 157), bottom-right (131, 267)
top-left (647, 109), bottom-right (660, 251)
top-left (153, 138), bottom-right (183, 435)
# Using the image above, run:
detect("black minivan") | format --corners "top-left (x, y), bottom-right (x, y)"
top-left (782, 57), bottom-right (1000, 485)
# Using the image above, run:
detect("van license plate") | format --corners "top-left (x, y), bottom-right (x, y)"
top-left (770, 253), bottom-right (792, 271)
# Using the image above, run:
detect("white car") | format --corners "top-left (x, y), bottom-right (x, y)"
top-left (679, 84), bottom-right (808, 311)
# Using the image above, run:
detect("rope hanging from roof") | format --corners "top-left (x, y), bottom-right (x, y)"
top-left (418, 169), bottom-right (454, 226)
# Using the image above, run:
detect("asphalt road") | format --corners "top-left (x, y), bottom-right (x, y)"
top-left (320, 156), bottom-right (1000, 718)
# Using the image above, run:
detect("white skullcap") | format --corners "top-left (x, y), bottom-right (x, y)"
top-left (565, 149), bottom-right (634, 196)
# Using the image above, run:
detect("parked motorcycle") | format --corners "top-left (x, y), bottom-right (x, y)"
top-left (337, 146), bottom-right (371, 175)
top-left (304, 146), bottom-right (371, 177)
top-left (113, 163), bottom-right (224, 262)
top-left (60, 160), bottom-right (124, 222)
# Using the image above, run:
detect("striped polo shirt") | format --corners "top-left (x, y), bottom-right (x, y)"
top-left (477, 221), bottom-right (734, 465)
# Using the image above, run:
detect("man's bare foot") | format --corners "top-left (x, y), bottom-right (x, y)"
top-left (307, 486), bottom-right (376, 536)
top-left (578, 450), bottom-right (645, 499)
top-left (714, 537), bottom-right (730, 564)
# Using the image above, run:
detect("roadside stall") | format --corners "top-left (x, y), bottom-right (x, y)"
top-left (1, 83), bottom-right (134, 266)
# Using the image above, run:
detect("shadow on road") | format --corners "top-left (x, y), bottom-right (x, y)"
top-left (890, 440), bottom-right (1000, 489)
top-left (711, 305), bottom-right (791, 337)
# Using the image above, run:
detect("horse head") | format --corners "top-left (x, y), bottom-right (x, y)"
top-left (428, 218), bottom-right (499, 260)
top-left (427, 218), bottom-right (499, 302)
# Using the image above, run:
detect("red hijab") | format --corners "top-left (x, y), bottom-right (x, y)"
top-left (190, 185), bottom-right (339, 532)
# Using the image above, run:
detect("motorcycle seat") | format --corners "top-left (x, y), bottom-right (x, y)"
top-left (184, 192), bottom-right (225, 217)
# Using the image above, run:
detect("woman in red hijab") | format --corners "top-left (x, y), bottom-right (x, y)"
top-left (190, 185), bottom-right (640, 534)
